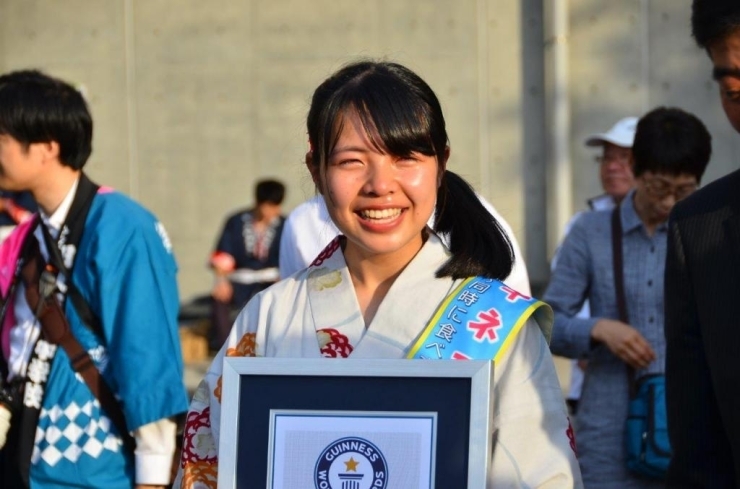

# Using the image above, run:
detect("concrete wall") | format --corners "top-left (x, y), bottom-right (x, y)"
top-left (0, 0), bottom-right (737, 300)
top-left (568, 0), bottom-right (737, 213)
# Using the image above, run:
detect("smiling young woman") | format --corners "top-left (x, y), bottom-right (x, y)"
top-left (174, 60), bottom-right (582, 488)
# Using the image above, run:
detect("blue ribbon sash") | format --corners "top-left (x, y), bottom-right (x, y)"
top-left (407, 277), bottom-right (550, 363)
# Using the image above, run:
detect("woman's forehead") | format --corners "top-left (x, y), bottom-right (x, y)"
top-left (332, 108), bottom-right (386, 153)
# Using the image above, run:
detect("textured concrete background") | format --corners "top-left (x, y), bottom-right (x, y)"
top-left (0, 0), bottom-right (737, 303)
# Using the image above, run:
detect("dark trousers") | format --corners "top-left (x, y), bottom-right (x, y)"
top-left (209, 299), bottom-right (237, 351)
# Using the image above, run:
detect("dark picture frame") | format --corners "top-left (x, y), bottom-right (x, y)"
top-left (219, 358), bottom-right (494, 488)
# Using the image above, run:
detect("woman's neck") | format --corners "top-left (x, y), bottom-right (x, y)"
top-left (343, 232), bottom-right (426, 326)
top-left (347, 255), bottom-right (405, 327)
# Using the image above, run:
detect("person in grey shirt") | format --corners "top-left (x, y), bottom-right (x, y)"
top-left (543, 107), bottom-right (711, 488)
top-left (559, 116), bottom-right (638, 416)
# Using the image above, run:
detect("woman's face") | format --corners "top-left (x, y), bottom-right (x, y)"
top-left (314, 110), bottom-right (440, 266)
top-left (633, 170), bottom-right (698, 226)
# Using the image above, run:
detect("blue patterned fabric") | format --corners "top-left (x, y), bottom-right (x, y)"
top-left (544, 190), bottom-right (665, 488)
top-left (34, 399), bottom-right (121, 466)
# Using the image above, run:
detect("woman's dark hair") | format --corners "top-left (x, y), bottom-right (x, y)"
top-left (632, 107), bottom-right (712, 182)
top-left (0, 70), bottom-right (92, 170)
top-left (692, 0), bottom-right (740, 49)
top-left (306, 60), bottom-right (513, 280)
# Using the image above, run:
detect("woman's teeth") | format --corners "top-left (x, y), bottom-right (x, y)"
top-left (360, 208), bottom-right (402, 220)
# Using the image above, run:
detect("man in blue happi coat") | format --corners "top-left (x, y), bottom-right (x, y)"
top-left (0, 70), bottom-right (188, 488)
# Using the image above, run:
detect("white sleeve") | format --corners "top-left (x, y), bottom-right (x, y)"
top-left (490, 318), bottom-right (583, 488)
top-left (279, 213), bottom-right (302, 278)
top-left (134, 418), bottom-right (177, 485)
top-left (279, 197), bottom-right (339, 278)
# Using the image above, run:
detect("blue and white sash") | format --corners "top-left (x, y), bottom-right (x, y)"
top-left (407, 277), bottom-right (552, 362)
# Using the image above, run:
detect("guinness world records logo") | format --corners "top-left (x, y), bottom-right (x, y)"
top-left (314, 436), bottom-right (388, 489)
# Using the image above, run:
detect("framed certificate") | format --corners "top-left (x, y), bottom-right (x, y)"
top-left (219, 358), bottom-right (494, 489)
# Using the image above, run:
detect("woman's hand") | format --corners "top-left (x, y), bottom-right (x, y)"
top-left (591, 319), bottom-right (656, 369)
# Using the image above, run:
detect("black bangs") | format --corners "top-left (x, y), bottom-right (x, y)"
top-left (351, 81), bottom-right (437, 158)
top-left (308, 61), bottom-right (449, 171)
top-left (323, 66), bottom-right (447, 162)
top-left (632, 107), bottom-right (711, 181)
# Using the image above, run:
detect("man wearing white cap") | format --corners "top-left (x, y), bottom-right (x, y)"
top-left (555, 116), bottom-right (638, 415)
top-left (584, 116), bottom-right (639, 211)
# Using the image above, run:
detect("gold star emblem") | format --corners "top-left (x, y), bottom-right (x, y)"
top-left (344, 456), bottom-right (359, 472)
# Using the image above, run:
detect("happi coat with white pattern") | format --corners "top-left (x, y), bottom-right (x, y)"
top-left (175, 232), bottom-right (582, 488)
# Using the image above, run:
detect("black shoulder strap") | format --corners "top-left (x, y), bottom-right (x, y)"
top-left (611, 205), bottom-right (637, 395)
top-left (610, 206), bottom-right (628, 324)
top-left (38, 174), bottom-right (104, 342)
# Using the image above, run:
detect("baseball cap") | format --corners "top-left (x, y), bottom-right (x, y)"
top-left (584, 116), bottom-right (638, 148)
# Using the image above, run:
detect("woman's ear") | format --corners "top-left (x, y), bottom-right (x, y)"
top-left (305, 151), bottom-right (323, 194)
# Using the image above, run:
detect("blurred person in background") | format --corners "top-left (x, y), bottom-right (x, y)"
top-left (544, 107), bottom-right (711, 488)
top-left (277, 194), bottom-right (335, 278)
top-left (553, 116), bottom-right (638, 416)
top-left (209, 179), bottom-right (285, 350)
top-left (0, 70), bottom-right (187, 488)
top-left (665, 2), bottom-right (740, 487)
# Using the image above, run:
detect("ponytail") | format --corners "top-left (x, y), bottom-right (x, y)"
top-left (434, 171), bottom-right (514, 280)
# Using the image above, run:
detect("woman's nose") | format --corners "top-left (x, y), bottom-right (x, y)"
top-left (362, 162), bottom-right (396, 196)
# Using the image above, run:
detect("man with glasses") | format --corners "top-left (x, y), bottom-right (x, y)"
top-left (586, 116), bottom-right (638, 208)
top-left (544, 107), bottom-right (711, 488)
top-left (665, 2), bottom-right (740, 487)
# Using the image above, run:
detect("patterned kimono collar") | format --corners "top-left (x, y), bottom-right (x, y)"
top-left (306, 232), bottom-right (456, 358)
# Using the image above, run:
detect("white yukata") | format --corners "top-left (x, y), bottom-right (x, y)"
top-left (175, 232), bottom-right (582, 488)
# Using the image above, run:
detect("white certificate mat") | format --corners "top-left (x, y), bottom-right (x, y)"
top-left (267, 410), bottom-right (437, 489)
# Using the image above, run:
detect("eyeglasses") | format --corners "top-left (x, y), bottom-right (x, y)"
top-left (642, 177), bottom-right (698, 201)
top-left (594, 155), bottom-right (630, 165)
